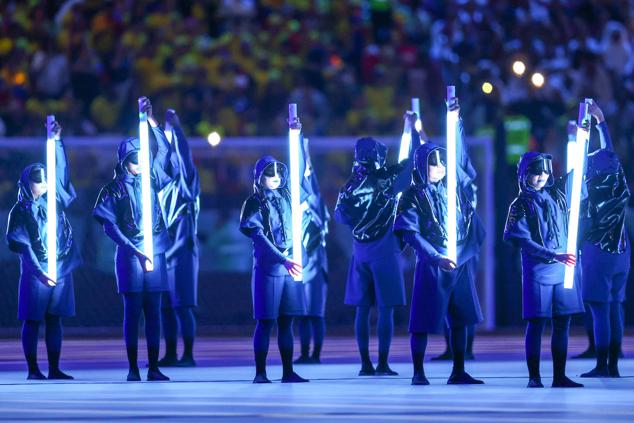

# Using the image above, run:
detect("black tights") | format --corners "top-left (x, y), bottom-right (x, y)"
top-left (22, 314), bottom-right (63, 373)
top-left (525, 316), bottom-right (571, 380)
top-left (588, 301), bottom-right (623, 369)
top-left (411, 324), bottom-right (468, 376)
top-left (297, 316), bottom-right (325, 359)
top-left (355, 306), bottom-right (394, 367)
top-left (161, 306), bottom-right (197, 359)
top-left (253, 316), bottom-right (296, 377)
top-left (123, 291), bottom-right (162, 371)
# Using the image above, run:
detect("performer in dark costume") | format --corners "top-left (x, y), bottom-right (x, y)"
top-left (6, 119), bottom-right (80, 380)
top-left (157, 109), bottom-right (200, 367)
top-left (394, 98), bottom-right (485, 385)
top-left (239, 116), bottom-right (309, 383)
top-left (335, 112), bottom-right (422, 376)
top-left (294, 137), bottom-right (330, 365)
top-left (579, 101), bottom-right (630, 378)
top-left (503, 130), bottom-right (587, 388)
top-left (93, 97), bottom-right (172, 382)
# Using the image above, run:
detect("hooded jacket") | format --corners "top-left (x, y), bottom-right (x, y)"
top-left (6, 139), bottom-right (81, 278)
top-left (393, 122), bottom-right (484, 266)
top-left (240, 147), bottom-right (310, 275)
top-left (93, 124), bottom-right (173, 254)
top-left (335, 131), bottom-right (421, 245)
top-left (582, 122), bottom-right (630, 254)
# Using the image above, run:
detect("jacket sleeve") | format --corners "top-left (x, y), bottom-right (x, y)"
top-left (393, 190), bottom-right (442, 262)
top-left (240, 197), bottom-right (288, 264)
top-left (390, 129), bottom-right (421, 195)
top-left (150, 124), bottom-right (174, 191)
top-left (334, 169), bottom-right (365, 227)
top-left (173, 124), bottom-right (200, 200)
top-left (6, 206), bottom-right (45, 276)
top-left (103, 221), bottom-right (136, 252)
top-left (456, 120), bottom-right (477, 187)
top-left (55, 138), bottom-right (77, 209)
top-left (503, 199), bottom-right (556, 261)
top-left (596, 121), bottom-right (613, 151)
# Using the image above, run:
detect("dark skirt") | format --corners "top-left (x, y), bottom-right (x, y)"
top-left (344, 253), bottom-right (406, 307)
top-left (581, 241), bottom-right (630, 303)
top-left (164, 247), bottom-right (199, 308)
top-left (303, 269), bottom-right (328, 317)
top-left (18, 271), bottom-right (75, 321)
top-left (252, 268), bottom-right (307, 320)
top-left (115, 248), bottom-right (168, 293)
top-left (522, 264), bottom-right (584, 319)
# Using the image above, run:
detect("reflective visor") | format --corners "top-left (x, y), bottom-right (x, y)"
top-left (428, 149), bottom-right (446, 167)
top-left (263, 162), bottom-right (280, 177)
top-left (29, 167), bottom-right (45, 183)
top-left (527, 156), bottom-right (552, 175)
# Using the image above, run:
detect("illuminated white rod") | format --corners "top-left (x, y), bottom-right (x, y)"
top-left (288, 103), bottom-right (303, 282)
top-left (398, 98), bottom-right (421, 163)
top-left (446, 86), bottom-right (458, 263)
top-left (46, 115), bottom-right (57, 282)
top-left (564, 100), bottom-right (590, 289)
top-left (138, 100), bottom-right (154, 272)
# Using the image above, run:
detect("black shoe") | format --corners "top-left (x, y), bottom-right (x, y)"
top-left (309, 356), bottom-right (321, 364)
top-left (127, 368), bottom-right (141, 381)
top-left (571, 348), bottom-right (596, 359)
top-left (27, 369), bottom-right (46, 380)
top-left (552, 376), bottom-right (583, 388)
top-left (281, 372), bottom-right (309, 383)
top-left (253, 373), bottom-right (272, 384)
top-left (411, 372), bottom-right (430, 385)
top-left (48, 369), bottom-right (74, 380)
top-left (527, 377), bottom-right (544, 388)
top-left (375, 364), bottom-right (399, 376)
top-left (580, 366), bottom-right (610, 378)
top-left (358, 363), bottom-right (376, 376)
top-left (447, 371), bottom-right (484, 385)
top-left (176, 356), bottom-right (196, 367)
top-left (608, 366), bottom-right (620, 378)
top-left (431, 350), bottom-right (452, 361)
top-left (147, 368), bottom-right (170, 381)
top-left (157, 356), bottom-right (179, 367)
top-left (293, 355), bottom-right (312, 364)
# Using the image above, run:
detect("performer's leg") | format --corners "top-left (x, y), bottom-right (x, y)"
top-left (144, 291), bottom-right (169, 381)
top-left (123, 292), bottom-right (143, 381)
top-left (573, 305), bottom-right (596, 359)
top-left (431, 324), bottom-right (452, 360)
top-left (410, 332), bottom-right (429, 385)
top-left (253, 319), bottom-right (274, 383)
top-left (581, 302), bottom-right (610, 377)
top-left (176, 306), bottom-right (196, 366)
top-left (159, 301), bottom-right (179, 366)
top-left (466, 324), bottom-right (476, 359)
top-left (44, 314), bottom-right (72, 379)
top-left (525, 318), bottom-right (545, 387)
top-left (22, 320), bottom-right (44, 380)
top-left (310, 316), bottom-right (325, 363)
top-left (278, 315), bottom-right (308, 383)
top-left (294, 317), bottom-right (311, 363)
top-left (608, 301), bottom-right (624, 377)
top-left (376, 306), bottom-right (397, 375)
top-left (447, 324), bottom-right (483, 384)
top-left (355, 305), bottom-right (374, 375)
top-left (551, 315), bottom-right (583, 388)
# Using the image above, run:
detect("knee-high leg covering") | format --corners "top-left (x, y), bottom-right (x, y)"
top-left (410, 333), bottom-right (428, 375)
top-left (583, 305), bottom-right (596, 350)
top-left (588, 302), bottom-right (610, 368)
top-left (143, 292), bottom-right (162, 370)
top-left (44, 314), bottom-right (63, 371)
top-left (450, 325), bottom-right (467, 374)
top-left (22, 320), bottom-right (40, 373)
top-left (161, 306), bottom-right (178, 358)
top-left (551, 315), bottom-right (571, 380)
top-left (176, 306), bottom-right (196, 357)
top-left (609, 302), bottom-right (624, 371)
top-left (277, 316), bottom-right (295, 376)
top-left (377, 306), bottom-right (394, 366)
top-left (525, 318), bottom-right (546, 378)
top-left (123, 292), bottom-right (143, 371)
top-left (466, 324), bottom-right (475, 354)
top-left (355, 306), bottom-right (371, 364)
top-left (297, 317), bottom-right (311, 356)
top-left (253, 319), bottom-right (275, 375)
top-left (311, 316), bottom-right (325, 359)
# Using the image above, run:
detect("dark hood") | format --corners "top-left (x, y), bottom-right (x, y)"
top-left (17, 163), bottom-right (45, 203)
top-left (115, 136), bottom-right (140, 176)
top-left (354, 137), bottom-right (387, 171)
top-left (413, 143), bottom-right (445, 185)
top-left (517, 151), bottom-right (554, 193)
top-left (253, 155), bottom-right (288, 192)
top-left (586, 149), bottom-right (621, 180)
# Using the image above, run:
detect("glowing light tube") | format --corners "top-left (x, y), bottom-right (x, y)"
top-left (138, 99), bottom-right (154, 272)
top-left (566, 120), bottom-right (576, 173)
top-left (46, 115), bottom-right (57, 283)
top-left (288, 103), bottom-right (303, 282)
top-left (564, 100), bottom-right (590, 289)
top-left (446, 86), bottom-right (458, 263)
top-left (398, 98), bottom-right (421, 163)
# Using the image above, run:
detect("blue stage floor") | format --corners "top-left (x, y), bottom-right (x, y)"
top-left (0, 335), bottom-right (632, 421)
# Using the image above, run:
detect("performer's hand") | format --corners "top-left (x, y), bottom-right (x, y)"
top-left (447, 97), bottom-right (460, 113)
top-left (134, 249), bottom-right (153, 272)
top-left (587, 99), bottom-right (605, 124)
top-left (437, 256), bottom-right (457, 271)
top-left (47, 120), bottom-right (62, 140)
top-left (554, 253), bottom-right (576, 267)
top-left (288, 116), bottom-right (302, 131)
top-left (139, 96), bottom-right (156, 125)
top-left (165, 109), bottom-right (181, 128)
top-left (404, 111), bottom-right (418, 129)
top-left (284, 259), bottom-right (303, 278)
top-left (38, 272), bottom-right (56, 287)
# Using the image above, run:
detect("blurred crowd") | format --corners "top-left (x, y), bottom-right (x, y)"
top-left (1, 0), bottom-right (633, 166)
